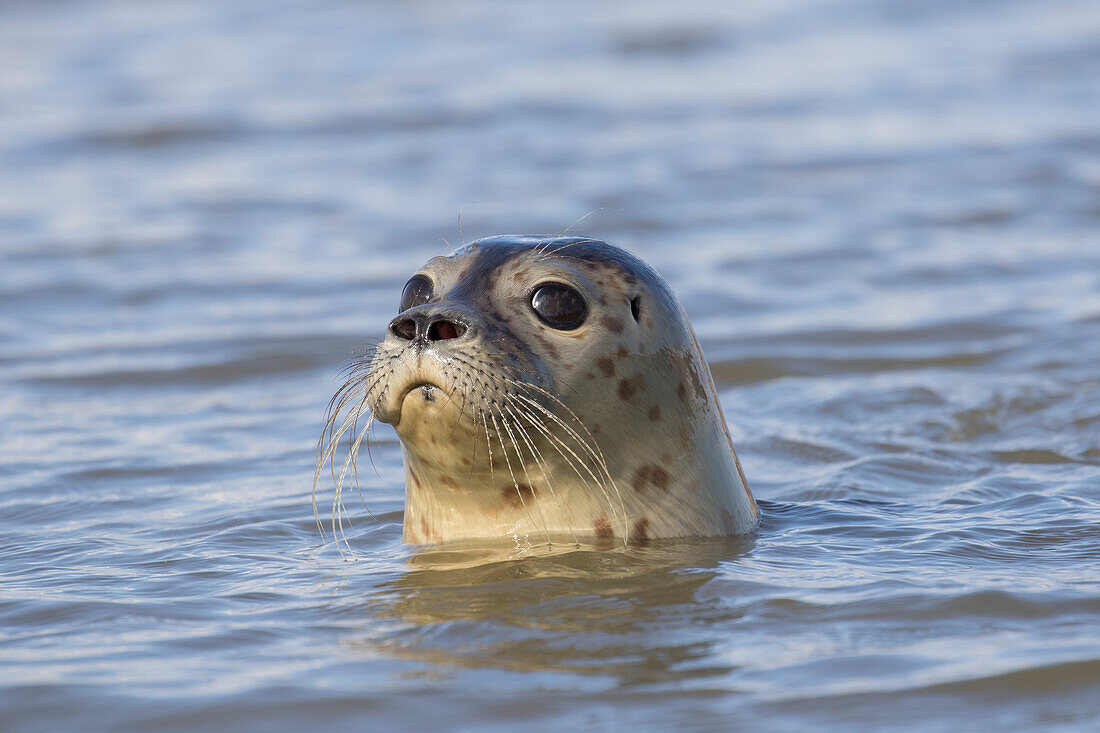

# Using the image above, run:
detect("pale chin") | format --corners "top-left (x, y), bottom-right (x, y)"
top-left (391, 381), bottom-right (451, 432)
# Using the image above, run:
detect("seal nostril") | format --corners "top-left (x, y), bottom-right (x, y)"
top-left (427, 319), bottom-right (466, 341)
top-left (391, 317), bottom-right (417, 341)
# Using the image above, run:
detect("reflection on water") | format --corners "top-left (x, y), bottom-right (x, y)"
top-left (1, 0), bottom-right (1100, 730)
top-left (367, 539), bottom-right (752, 682)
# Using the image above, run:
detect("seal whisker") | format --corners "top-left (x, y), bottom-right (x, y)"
top-left (535, 210), bottom-right (608, 256)
top-left (496, 407), bottom-right (554, 548)
top-left (329, 390), bottom-right (371, 492)
top-left (332, 413), bottom-right (374, 558)
top-left (319, 384), bottom-right (360, 462)
top-left (456, 355), bottom-right (584, 401)
top-left (508, 391), bottom-right (628, 543)
top-left (334, 346), bottom-right (379, 380)
top-left (508, 382), bottom-right (621, 493)
top-left (326, 359), bottom-right (397, 553)
top-left (508, 400), bottom-right (612, 525)
top-left (508, 394), bottom-right (624, 544)
top-left (457, 205), bottom-right (468, 250)
top-left (440, 363), bottom-right (474, 444)
top-left (360, 406), bottom-right (383, 484)
top-left (314, 397), bottom-right (367, 543)
top-left (538, 238), bottom-right (599, 260)
top-left (326, 357), bottom-right (381, 425)
top-left (481, 409), bottom-right (497, 489)
top-left (320, 357), bottom-right (390, 461)
top-left (348, 412), bottom-right (379, 518)
top-left (505, 403), bottom-right (580, 547)
top-left (314, 356), bottom-right (393, 547)
top-left (490, 411), bottom-right (551, 546)
top-left (457, 381), bottom-right (482, 481)
top-left (497, 376), bottom-right (615, 484)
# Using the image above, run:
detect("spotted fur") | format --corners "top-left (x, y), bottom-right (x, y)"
top-left (316, 235), bottom-right (758, 548)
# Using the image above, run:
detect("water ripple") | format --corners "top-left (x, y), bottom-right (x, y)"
top-left (2, 0), bottom-right (1099, 730)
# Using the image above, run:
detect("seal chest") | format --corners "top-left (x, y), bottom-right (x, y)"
top-left (319, 235), bottom-right (759, 546)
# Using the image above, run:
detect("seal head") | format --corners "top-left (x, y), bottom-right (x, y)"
top-left (326, 235), bottom-right (758, 545)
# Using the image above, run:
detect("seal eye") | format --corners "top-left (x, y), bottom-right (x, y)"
top-left (530, 283), bottom-right (587, 330)
top-left (399, 275), bottom-right (433, 312)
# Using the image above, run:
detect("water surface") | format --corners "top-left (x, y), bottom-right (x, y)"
top-left (2, 0), bottom-right (1099, 730)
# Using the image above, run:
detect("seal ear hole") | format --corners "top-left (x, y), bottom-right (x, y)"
top-left (630, 296), bottom-right (641, 323)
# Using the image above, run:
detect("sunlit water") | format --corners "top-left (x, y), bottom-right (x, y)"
top-left (2, 0), bottom-right (1099, 730)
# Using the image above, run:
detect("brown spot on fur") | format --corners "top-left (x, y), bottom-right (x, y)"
top-left (420, 517), bottom-right (429, 536)
top-left (674, 344), bottom-right (708, 405)
top-left (631, 518), bottom-right (650, 543)
top-left (593, 517), bottom-right (614, 539)
top-left (441, 476), bottom-right (459, 489)
top-left (616, 345), bottom-right (629, 359)
top-left (677, 381), bottom-right (687, 400)
top-left (592, 423), bottom-right (601, 435)
top-left (648, 405), bottom-right (661, 421)
top-left (535, 333), bottom-right (561, 360)
top-left (596, 356), bottom-right (616, 378)
top-left (632, 463), bottom-right (670, 492)
top-left (617, 374), bottom-right (646, 401)
top-left (585, 371), bottom-right (595, 379)
top-left (650, 465), bottom-right (670, 491)
top-left (601, 316), bottom-right (624, 334)
top-left (502, 483), bottom-right (537, 509)
top-left (404, 510), bottom-right (421, 544)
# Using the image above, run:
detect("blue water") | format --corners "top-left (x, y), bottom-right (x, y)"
top-left (1, 0), bottom-right (1099, 730)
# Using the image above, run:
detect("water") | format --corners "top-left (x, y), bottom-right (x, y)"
top-left (2, 0), bottom-right (1099, 730)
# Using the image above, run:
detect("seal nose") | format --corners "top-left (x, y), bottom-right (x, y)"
top-left (389, 311), bottom-right (468, 343)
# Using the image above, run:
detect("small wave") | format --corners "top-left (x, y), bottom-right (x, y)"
top-left (26, 351), bottom-right (328, 388)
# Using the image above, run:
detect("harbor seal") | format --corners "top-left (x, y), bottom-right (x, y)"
top-left (317, 235), bottom-right (758, 547)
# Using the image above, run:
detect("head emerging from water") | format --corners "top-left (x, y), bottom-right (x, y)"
top-left (317, 235), bottom-right (757, 548)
